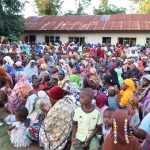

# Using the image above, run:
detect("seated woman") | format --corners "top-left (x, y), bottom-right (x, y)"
top-left (136, 74), bottom-right (150, 117)
top-left (116, 79), bottom-right (135, 108)
top-left (102, 109), bottom-right (141, 150)
top-left (7, 72), bottom-right (33, 113)
top-left (39, 86), bottom-right (77, 149)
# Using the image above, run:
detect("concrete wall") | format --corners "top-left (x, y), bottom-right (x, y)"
top-left (23, 32), bottom-right (150, 45)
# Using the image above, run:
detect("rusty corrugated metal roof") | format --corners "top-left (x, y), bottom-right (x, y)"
top-left (25, 14), bottom-right (150, 32)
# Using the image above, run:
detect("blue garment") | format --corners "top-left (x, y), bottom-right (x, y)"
top-left (108, 96), bottom-right (119, 110)
top-left (24, 63), bottom-right (38, 83)
top-left (35, 44), bottom-right (42, 53)
top-left (139, 112), bottom-right (150, 133)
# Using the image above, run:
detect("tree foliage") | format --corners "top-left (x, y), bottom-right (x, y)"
top-left (75, 0), bottom-right (91, 15)
top-left (94, 0), bottom-right (126, 15)
top-left (0, 0), bottom-right (25, 36)
top-left (35, 0), bottom-right (64, 15)
top-left (130, 0), bottom-right (150, 14)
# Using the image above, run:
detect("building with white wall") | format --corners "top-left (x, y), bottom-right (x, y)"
top-left (24, 14), bottom-right (150, 46)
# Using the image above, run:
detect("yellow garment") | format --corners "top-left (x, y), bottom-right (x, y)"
top-left (73, 107), bottom-right (102, 142)
top-left (119, 79), bottom-right (135, 107)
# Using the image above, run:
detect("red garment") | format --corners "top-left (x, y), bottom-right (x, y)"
top-left (48, 86), bottom-right (64, 101)
top-left (97, 48), bottom-right (105, 58)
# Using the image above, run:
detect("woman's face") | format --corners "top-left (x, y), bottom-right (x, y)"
top-left (121, 83), bottom-right (128, 91)
top-left (30, 62), bottom-right (35, 68)
top-left (58, 74), bottom-right (64, 81)
top-left (142, 79), bottom-right (150, 87)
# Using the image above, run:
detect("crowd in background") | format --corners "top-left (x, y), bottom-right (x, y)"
top-left (0, 40), bottom-right (150, 150)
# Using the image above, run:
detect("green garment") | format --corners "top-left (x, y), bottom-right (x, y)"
top-left (69, 74), bottom-right (81, 89)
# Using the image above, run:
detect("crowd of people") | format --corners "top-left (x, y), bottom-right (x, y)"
top-left (0, 40), bottom-right (150, 150)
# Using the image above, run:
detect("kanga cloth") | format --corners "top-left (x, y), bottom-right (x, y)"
top-left (39, 95), bottom-right (77, 150)
top-left (10, 122), bottom-right (32, 148)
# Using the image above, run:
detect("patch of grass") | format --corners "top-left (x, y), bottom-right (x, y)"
top-left (0, 123), bottom-right (13, 150)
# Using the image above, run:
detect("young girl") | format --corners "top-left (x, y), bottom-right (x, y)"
top-left (127, 98), bottom-right (140, 126)
top-left (102, 108), bottom-right (114, 140)
top-left (8, 107), bottom-right (33, 148)
top-left (71, 88), bottom-right (102, 150)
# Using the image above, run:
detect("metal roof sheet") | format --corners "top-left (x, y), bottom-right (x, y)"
top-left (25, 14), bottom-right (150, 32)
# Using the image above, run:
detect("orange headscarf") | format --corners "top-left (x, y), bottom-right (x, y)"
top-left (0, 67), bottom-right (13, 89)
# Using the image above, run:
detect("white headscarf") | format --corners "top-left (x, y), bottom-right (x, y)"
top-left (3, 56), bottom-right (14, 66)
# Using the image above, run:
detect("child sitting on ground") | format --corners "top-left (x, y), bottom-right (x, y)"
top-left (107, 88), bottom-right (119, 110)
top-left (8, 107), bottom-right (33, 148)
top-left (71, 88), bottom-right (102, 150)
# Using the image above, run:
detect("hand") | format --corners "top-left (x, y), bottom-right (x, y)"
top-left (39, 103), bottom-right (50, 113)
top-left (71, 138), bottom-right (78, 147)
top-left (82, 140), bottom-right (89, 148)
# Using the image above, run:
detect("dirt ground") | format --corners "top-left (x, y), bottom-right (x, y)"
top-left (0, 108), bottom-right (40, 150)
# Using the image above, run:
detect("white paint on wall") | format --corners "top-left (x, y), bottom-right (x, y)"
top-left (23, 32), bottom-right (150, 45)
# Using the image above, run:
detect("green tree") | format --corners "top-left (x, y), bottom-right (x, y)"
top-left (35, 0), bottom-right (64, 15)
top-left (130, 0), bottom-right (150, 14)
top-left (94, 0), bottom-right (126, 15)
top-left (75, 0), bottom-right (91, 15)
top-left (0, 0), bottom-right (25, 36)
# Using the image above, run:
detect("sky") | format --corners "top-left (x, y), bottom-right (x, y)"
top-left (22, 0), bottom-right (135, 18)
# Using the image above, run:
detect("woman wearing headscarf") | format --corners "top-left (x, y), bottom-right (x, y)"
top-left (57, 69), bottom-right (68, 88)
top-left (96, 94), bottom-right (108, 115)
top-left (24, 60), bottom-right (38, 83)
top-left (118, 79), bottom-right (135, 107)
top-left (69, 65), bottom-right (81, 90)
top-left (0, 67), bottom-right (13, 89)
top-left (39, 86), bottom-right (77, 149)
top-left (136, 75), bottom-right (150, 117)
top-left (3, 56), bottom-right (14, 66)
top-left (102, 109), bottom-right (141, 150)
top-left (7, 72), bottom-right (33, 112)
top-left (39, 63), bottom-right (49, 79)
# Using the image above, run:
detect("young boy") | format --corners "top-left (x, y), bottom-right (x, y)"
top-left (108, 88), bottom-right (119, 110)
top-left (71, 88), bottom-right (102, 150)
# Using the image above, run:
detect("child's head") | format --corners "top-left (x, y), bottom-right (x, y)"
top-left (108, 89), bottom-right (116, 97)
top-left (41, 74), bottom-right (50, 84)
top-left (15, 107), bottom-right (28, 122)
top-left (32, 78), bottom-right (39, 88)
top-left (103, 108), bottom-right (114, 127)
top-left (127, 97), bottom-right (138, 116)
top-left (80, 88), bottom-right (94, 106)
top-left (0, 77), bottom-right (6, 88)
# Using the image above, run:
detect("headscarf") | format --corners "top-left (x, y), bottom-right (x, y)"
top-left (96, 94), bottom-right (107, 109)
top-left (24, 60), bottom-right (38, 82)
top-left (8, 72), bottom-right (33, 112)
top-left (0, 67), bottom-right (13, 89)
top-left (48, 86), bottom-right (64, 103)
top-left (40, 63), bottom-right (48, 70)
top-left (73, 65), bottom-right (80, 73)
top-left (3, 56), bottom-right (14, 66)
top-left (119, 79), bottom-right (135, 107)
top-left (102, 109), bottom-right (141, 150)
top-left (35, 91), bottom-right (51, 115)
top-left (123, 79), bottom-right (135, 92)
top-left (143, 74), bottom-right (150, 82)
top-left (69, 74), bottom-right (81, 89)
